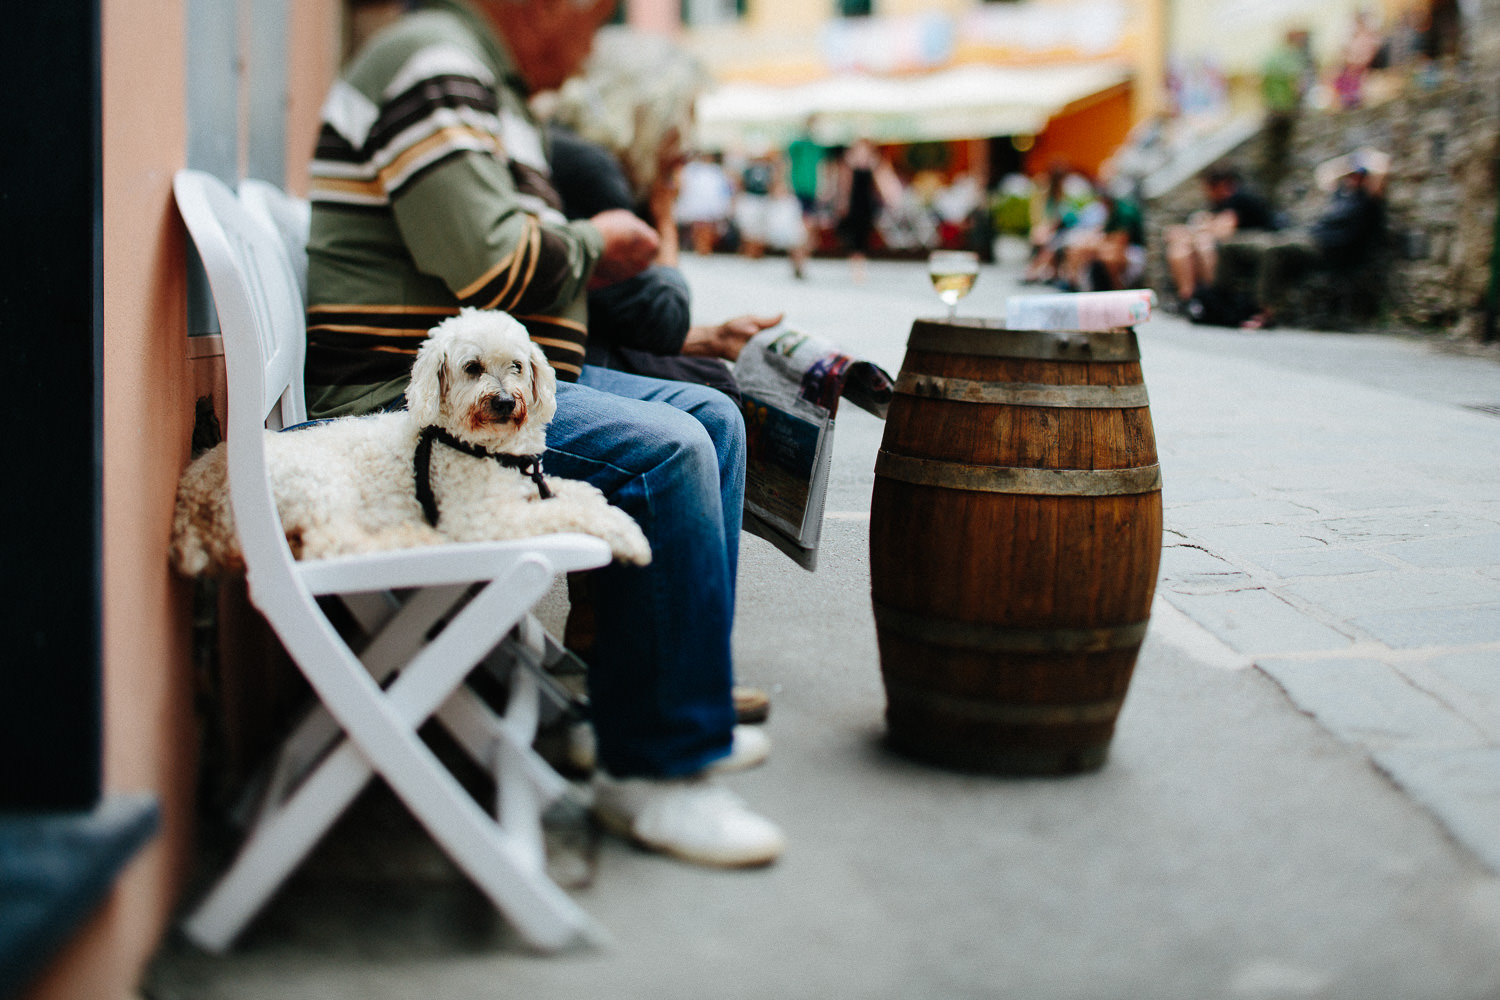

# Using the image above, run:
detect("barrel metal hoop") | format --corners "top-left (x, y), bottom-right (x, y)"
top-left (883, 678), bottom-right (1126, 725)
top-left (907, 321), bottom-right (1141, 362)
top-left (875, 451), bottom-right (1162, 496)
top-left (894, 372), bottom-right (1150, 408)
top-left (873, 601), bottom-right (1151, 654)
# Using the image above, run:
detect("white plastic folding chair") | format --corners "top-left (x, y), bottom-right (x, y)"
top-left (172, 169), bottom-right (610, 953)
top-left (234, 176), bottom-right (593, 837)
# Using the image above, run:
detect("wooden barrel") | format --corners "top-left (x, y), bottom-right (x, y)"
top-left (869, 318), bottom-right (1162, 775)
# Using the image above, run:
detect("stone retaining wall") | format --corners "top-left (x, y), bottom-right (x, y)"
top-left (1143, 66), bottom-right (1499, 339)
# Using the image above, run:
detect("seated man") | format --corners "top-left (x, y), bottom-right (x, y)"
top-left (304, 0), bottom-right (783, 868)
top-left (1239, 151), bottom-right (1389, 329)
top-left (1162, 164), bottom-right (1278, 303)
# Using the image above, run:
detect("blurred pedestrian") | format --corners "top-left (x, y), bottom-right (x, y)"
top-left (677, 152), bottom-right (733, 255)
top-left (1023, 161), bottom-right (1095, 285)
top-left (1260, 28), bottom-right (1312, 202)
top-left (834, 137), bottom-right (898, 282)
top-left (734, 143), bottom-right (776, 260)
top-left (1334, 10), bottom-right (1383, 108)
top-left (1240, 150), bottom-right (1389, 329)
top-left (785, 115), bottom-right (827, 254)
top-left (1059, 180), bottom-right (1146, 292)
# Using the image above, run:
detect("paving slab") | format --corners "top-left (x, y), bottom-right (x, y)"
top-left (1245, 547), bottom-right (1394, 578)
top-left (1278, 571), bottom-right (1500, 619)
top-left (1162, 589), bottom-right (1356, 654)
top-left (1353, 604), bottom-right (1500, 649)
top-left (1374, 748), bottom-right (1500, 874)
top-left (1383, 531), bottom-right (1500, 569)
top-left (1258, 657), bottom-right (1486, 749)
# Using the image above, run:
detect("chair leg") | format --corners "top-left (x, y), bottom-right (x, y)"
top-left (243, 584), bottom-right (472, 829)
top-left (246, 596), bottom-right (566, 839)
top-left (188, 578), bottom-right (489, 951)
top-left (191, 557), bottom-right (605, 952)
top-left (494, 666), bottom-right (555, 871)
top-left (333, 560), bottom-right (608, 949)
top-left (182, 733), bottom-right (375, 952)
top-left (435, 684), bottom-right (569, 808)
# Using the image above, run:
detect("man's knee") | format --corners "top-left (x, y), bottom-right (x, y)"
top-left (691, 387), bottom-right (746, 448)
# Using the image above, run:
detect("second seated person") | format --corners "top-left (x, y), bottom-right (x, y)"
top-left (303, 0), bottom-right (783, 868)
top-left (542, 25), bottom-right (784, 402)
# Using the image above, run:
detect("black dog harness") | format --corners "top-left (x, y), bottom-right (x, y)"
top-left (414, 424), bottom-right (553, 527)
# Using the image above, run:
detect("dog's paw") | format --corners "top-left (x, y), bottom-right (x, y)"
top-left (543, 479), bottom-right (652, 565)
top-left (586, 499), bottom-right (651, 565)
top-left (607, 517), bottom-right (652, 566)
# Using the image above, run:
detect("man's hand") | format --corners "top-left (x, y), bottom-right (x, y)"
top-left (589, 209), bottom-right (659, 288)
top-left (681, 313), bottom-right (784, 361)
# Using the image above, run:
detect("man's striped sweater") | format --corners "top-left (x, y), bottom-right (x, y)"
top-left (304, 0), bottom-right (603, 418)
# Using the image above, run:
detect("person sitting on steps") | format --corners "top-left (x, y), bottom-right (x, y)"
top-left (1239, 150), bottom-right (1389, 330)
top-left (1162, 164), bottom-right (1278, 306)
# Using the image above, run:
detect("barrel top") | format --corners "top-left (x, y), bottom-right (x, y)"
top-left (908, 318), bottom-right (1140, 362)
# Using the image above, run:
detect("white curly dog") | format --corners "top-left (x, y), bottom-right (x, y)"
top-left (171, 308), bottom-right (651, 576)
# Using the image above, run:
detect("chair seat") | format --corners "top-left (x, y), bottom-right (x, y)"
top-left (294, 533), bottom-right (611, 595)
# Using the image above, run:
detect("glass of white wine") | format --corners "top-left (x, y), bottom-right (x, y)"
top-left (928, 250), bottom-right (980, 320)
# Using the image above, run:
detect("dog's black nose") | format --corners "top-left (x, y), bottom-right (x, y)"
top-left (487, 395), bottom-right (516, 420)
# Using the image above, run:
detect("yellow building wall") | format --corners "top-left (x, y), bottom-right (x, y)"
top-left (21, 2), bottom-right (341, 997)
top-left (1169, 0), bottom-right (1402, 88)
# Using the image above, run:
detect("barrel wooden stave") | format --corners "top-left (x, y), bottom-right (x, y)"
top-left (880, 350), bottom-right (1156, 472)
top-left (869, 485), bottom-right (1161, 629)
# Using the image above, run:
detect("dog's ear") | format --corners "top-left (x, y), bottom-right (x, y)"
top-left (407, 337), bottom-right (447, 426)
top-left (528, 342), bottom-right (557, 423)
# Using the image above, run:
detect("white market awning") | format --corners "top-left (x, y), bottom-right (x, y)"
top-left (695, 61), bottom-right (1132, 149)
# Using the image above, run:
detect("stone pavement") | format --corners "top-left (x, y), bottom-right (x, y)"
top-left (145, 253), bottom-right (1500, 1000)
top-left (1136, 315), bottom-right (1500, 875)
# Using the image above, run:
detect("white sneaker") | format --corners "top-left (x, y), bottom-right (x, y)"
top-left (706, 724), bottom-right (771, 774)
top-left (567, 723), bottom-right (770, 776)
top-left (593, 774), bottom-right (785, 868)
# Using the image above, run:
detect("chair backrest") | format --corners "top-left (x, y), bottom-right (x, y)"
top-left (239, 178), bottom-right (311, 308)
top-left (174, 169), bottom-right (310, 587)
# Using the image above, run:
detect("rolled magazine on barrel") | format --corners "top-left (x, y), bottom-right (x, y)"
top-left (1005, 289), bottom-right (1156, 330)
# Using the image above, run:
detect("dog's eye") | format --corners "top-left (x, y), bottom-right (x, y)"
top-left (462, 361), bottom-right (484, 377)
top-left (510, 361), bottom-right (524, 374)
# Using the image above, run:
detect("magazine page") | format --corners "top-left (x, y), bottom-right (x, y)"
top-left (740, 393), bottom-right (832, 571)
top-left (734, 327), bottom-right (894, 571)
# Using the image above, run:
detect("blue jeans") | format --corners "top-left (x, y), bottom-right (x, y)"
top-left (544, 366), bottom-right (746, 778)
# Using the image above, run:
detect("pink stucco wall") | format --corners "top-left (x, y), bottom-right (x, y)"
top-left (22, 3), bottom-right (341, 997)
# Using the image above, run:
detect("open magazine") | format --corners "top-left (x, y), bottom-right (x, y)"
top-left (733, 327), bottom-right (893, 571)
